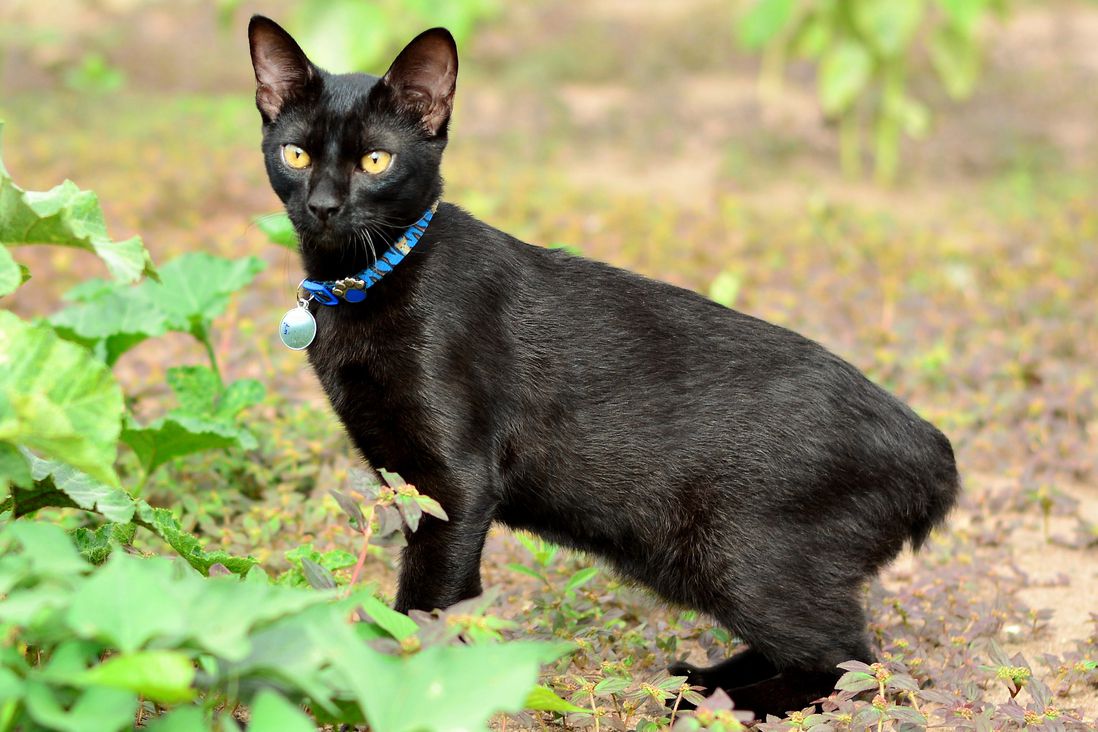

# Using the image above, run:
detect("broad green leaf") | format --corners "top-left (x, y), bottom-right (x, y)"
top-left (358, 594), bottom-right (419, 641)
top-left (166, 365), bottom-right (265, 420)
top-left (1, 521), bottom-right (89, 577)
top-left (254, 212), bottom-right (298, 249)
top-left (738, 0), bottom-right (795, 49)
top-left (167, 365), bottom-right (220, 415)
top-left (145, 707), bottom-right (208, 732)
top-left (123, 413), bottom-right (256, 477)
top-left (71, 522), bottom-right (136, 565)
top-left (0, 442), bottom-right (31, 491)
top-left (8, 478), bottom-right (79, 517)
top-left (930, 25), bottom-right (981, 99)
top-left (248, 690), bottom-right (315, 732)
top-left (0, 312), bottom-right (123, 487)
top-left (217, 378), bottom-right (265, 419)
top-left (818, 40), bottom-right (872, 116)
top-left (138, 503), bottom-right (257, 577)
top-left (24, 681), bottom-right (137, 732)
top-left (50, 287), bottom-right (167, 365)
top-left (525, 684), bottom-right (589, 714)
top-left (78, 650), bottom-right (196, 704)
top-left (227, 604), bottom-right (351, 712)
top-left (66, 554), bottom-right (191, 653)
top-left (853, 0), bottom-right (923, 57)
top-left (0, 244), bottom-right (19, 296)
top-left (336, 640), bottom-right (572, 732)
top-left (25, 452), bottom-right (135, 522)
top-left (141, 252), bottom-right (265, 335)
top-left (0, 123), bottom-right (155, 283)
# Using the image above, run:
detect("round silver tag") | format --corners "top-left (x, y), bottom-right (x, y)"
top-left (279, 305), bottom-right (317, 350)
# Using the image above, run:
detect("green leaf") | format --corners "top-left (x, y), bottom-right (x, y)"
top-left (818, 40), bottom-right (873, 116)
top-left (0, 311), bottom-right (123, 487)
top-left (254, 212), bottom-right (298, 250)
top-left (505, 563), bottom-right (547, 583)
top-left (593, 676), bottom-right (631, 695)
top-left (564, 566), bottom-right (599, 593)
top-left (145, 707), bottom-right (208, 732)
top-left (138, 503), bottom-right (257, 576)
top-left (930, 25), bottom-right (981, 99)
top-left (24, 681), bottom-right (138, 732)
top-left (300, 557), bottom-right (337, 589)
top-left (358, 594), bottom-right (419, 641)
top-left (123, 413), bottom-right (256, 477)
top-left (50, 287), bottom-right (167, 365)
top-left (738, 0), bottom-right (795, 49)
top-left (0, 122), bottom-right (155, 283)
top-left (167, 365), bottom-right (220, 415)
top-left (8, 479), bottom-right (79, 517)
top-left (335, 641), bottom-right (572, 732)
top-left (1, 520), bottom-right (89, 577)
top-left (66, 554), bottom-right (191, 653)
top-left (0, 441), bottom-right (31, 491)
top-left (525, 684), bottom-right (590, 714)
top-left (142, 252), bottom-right (265, 336)
top-left (216, 378), bottom-right (265, 419)
top-left (853, 0), bottom-right (923, 57)
top-left (25, 452), bottom-right (135, 522)
top-left (248, 690), bottom-right (315, 732)
top-left (166, 365), bottom-right (264, 421)
top-left (0, 244), bottom-right (19, 296)
top-left (78, 650), bottom-right (196, 704)
top-left (71, 522), bottom-right (135, 564)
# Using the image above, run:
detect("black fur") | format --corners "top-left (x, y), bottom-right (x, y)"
top-left (248, 16), bottom-right (960, 719)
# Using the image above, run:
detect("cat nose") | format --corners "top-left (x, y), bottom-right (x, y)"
top-left (308, 197), bottom-right (342, 222)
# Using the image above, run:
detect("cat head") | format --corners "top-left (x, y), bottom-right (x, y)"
top-left (248, 16), bottom-right (457, 264)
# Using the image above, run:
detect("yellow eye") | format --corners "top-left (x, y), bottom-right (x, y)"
top-left (282, 144), bottom-right (311, 169)
top-left (360, 150), bottom-right (393, 175)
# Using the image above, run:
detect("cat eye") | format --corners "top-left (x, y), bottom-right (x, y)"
top-left (281, 144), bottom-right (311, 170)
top-left (360, 150), bottom-right (393, 175)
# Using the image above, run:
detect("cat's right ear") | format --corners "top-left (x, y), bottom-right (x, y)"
top-left (248, 16), bottom-right (317, 123)
top-left (380, 28), bottom-right (458, 136)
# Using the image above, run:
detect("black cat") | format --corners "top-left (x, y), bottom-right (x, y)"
top-left (248, 16), bottom-right (959, 719)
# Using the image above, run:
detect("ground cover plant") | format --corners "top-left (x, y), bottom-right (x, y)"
top-left (1, 1), bottom-right (1097, 730)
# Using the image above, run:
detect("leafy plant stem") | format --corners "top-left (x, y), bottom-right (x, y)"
top-left (199, 333), bottom-right (223, 392)
top-left (132, 468), bottom-right (152, 499)
top-left (669, 687), bottom-right (684, 725)
top-left (345, 505), bottom-right (376, 597)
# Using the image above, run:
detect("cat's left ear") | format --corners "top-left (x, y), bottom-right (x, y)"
top-left (381, 28), bottom-right (458, 136)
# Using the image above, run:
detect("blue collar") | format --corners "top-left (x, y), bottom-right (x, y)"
top-left (297, 202), bottom-right (439, 306)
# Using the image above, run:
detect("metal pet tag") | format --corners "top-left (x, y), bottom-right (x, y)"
top-left (279, 302), bottom-right (317, 350)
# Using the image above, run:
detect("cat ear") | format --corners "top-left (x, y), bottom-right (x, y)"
top-left (381, 28), bottom-right (458, 136)
top-left (248, 15), bottom-right (317, 123)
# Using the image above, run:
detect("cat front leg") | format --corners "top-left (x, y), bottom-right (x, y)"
top-left (393, 497), bottom-right (494, 614)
